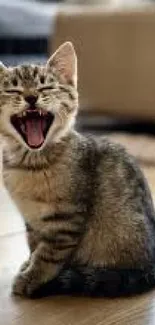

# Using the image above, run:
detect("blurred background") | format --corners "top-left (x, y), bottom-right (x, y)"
top-left (1, 0), bottom-right (155, 147)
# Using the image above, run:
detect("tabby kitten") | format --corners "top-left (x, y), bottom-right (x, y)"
top-left (1, 42), bottom-right (155, 297)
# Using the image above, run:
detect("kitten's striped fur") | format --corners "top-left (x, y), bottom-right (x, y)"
top-left (1, 42), bottom-right (155, 297)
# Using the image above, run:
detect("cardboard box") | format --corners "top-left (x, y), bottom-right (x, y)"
top-left (51, 5), bottom-right (155, 120)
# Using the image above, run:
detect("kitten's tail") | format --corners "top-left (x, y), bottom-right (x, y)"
top-left (34, 265), bottom-right (155, 298)
top-left (59, 266), bottom-right (155, 297)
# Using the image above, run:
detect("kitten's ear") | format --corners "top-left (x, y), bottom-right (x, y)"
top-left (0, 61), bottom-right (6, 74)
top-left (47, 42), bottom-right (77, 87)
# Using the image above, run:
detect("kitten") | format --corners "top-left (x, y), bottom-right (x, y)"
top-left (1, 42), bottom-right (155, 298)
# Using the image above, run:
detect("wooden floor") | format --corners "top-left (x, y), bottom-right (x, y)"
top-left (1, 168), bottom-right (155, 325)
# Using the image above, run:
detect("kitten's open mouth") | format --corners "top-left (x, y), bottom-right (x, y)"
top-left (11, 110), bottom-right (54, 149)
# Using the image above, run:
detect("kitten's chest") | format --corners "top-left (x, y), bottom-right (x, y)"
top-left (3, 166), bottom-right (68, 223)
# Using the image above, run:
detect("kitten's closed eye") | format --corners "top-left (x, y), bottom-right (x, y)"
top-left (38, 85), bottom-right (56, 92)
top-left (5, 89), bottom-right (23, 95)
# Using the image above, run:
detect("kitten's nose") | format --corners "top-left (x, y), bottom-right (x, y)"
top-left (25, 95), bottom-right (38, 107)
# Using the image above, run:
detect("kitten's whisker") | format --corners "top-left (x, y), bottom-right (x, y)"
top-left (63, 108), bottom-right (68, 118)
top-left (61, 108), bottom-right (68, 119)
top-left (58, 112), bottom-right (64, 125)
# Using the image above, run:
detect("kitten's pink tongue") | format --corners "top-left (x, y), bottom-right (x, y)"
top-left (25, 118), bottom-right (44, 148)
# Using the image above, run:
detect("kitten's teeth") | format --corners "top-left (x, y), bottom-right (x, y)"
top-left (39, 110), bottom-right (42, 116)
top-left (22, 111), bottom-right (26, 117)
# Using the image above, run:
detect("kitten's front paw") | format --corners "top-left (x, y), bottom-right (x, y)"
top-left (12, 272), bottom-right (29, 296)
top-left (12, 271), bottom-right (40, 297)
